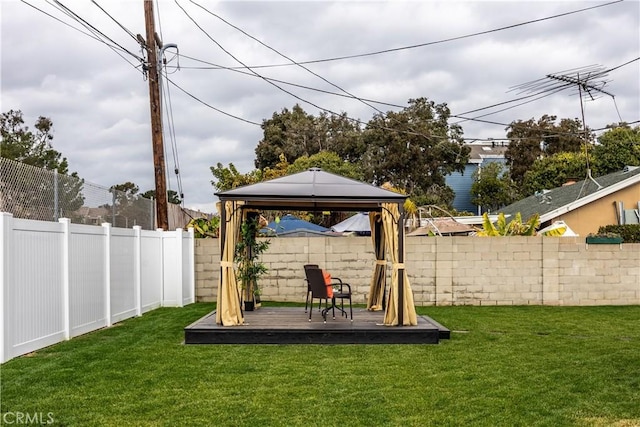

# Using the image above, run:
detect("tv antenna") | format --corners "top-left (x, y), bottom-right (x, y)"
top-left (510, 65), bottom-right (615, 190)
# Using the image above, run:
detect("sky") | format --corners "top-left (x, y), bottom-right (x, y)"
top-left (1, 0), bottom-right (639, 215)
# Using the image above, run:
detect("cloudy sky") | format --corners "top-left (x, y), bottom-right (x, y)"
top-left (2, 0), bottom-right (639, 214)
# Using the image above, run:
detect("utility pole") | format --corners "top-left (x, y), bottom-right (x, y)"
top-left (142, 0), bottom-right (168, 230)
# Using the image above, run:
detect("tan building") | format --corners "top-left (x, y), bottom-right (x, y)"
top-left (501, 166), bottom-right (640, 236)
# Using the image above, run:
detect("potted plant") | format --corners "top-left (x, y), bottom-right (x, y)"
top-left (585, 232), bottom-right (623, 244)
top-left (235, 213), bottom-right (270, 311)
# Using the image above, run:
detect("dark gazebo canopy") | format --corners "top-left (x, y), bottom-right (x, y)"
top-left (214, 168), bottom-right (417, 327)
top-left (216, 167), bottom-right (407, 211)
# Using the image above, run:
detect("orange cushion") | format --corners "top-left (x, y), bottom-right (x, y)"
top-left (322, 270), bottom-right (333, 298)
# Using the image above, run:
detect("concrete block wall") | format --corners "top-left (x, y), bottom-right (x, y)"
top-left (195, 236), bottom-right (640, 306)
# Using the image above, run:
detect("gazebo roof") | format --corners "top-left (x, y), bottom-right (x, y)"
top-left (215, 168), bottom-right (407, 211)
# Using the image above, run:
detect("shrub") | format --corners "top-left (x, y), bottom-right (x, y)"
top-left (598, 224), bottom-right (640, 243)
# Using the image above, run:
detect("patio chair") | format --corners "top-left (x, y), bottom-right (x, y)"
top-left (303, 264), bottom-right (319, 312)
top-left (305, 266), bottom-right (352, 322)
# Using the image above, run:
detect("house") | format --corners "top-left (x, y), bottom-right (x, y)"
top-left (446, 142), bottom-right (508, 214)
top-left (500, 166), bottom-right (640, 236)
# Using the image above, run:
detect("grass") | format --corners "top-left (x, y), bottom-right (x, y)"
top-left (1, 303), bottom-right (639, 426)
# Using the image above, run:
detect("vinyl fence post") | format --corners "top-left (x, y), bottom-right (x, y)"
top-left (187, 227), bottom-right (195, 304)
top-left (53, 169), bottom-right (59, 221)
top-left (176, 228), bottom-right (184, 307)
top-left (59, 218), bottom-right (71, 340)
top-left (102, 222), bottom-right (112, 327)
top-left (133, 225), bottom-right (142, 316)
top-left (0, 213), bottom-right (13, 363)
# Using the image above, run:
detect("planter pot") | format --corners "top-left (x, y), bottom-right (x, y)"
top-left (585, 236), bottom-right (623, 244)
top-left (244, 296), bottom-right (261, 312)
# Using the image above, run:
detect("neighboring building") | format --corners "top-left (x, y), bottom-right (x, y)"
top-left (260, 214), bottom-right (330, 237)
top-left (446, 142), bottom-right (508, 214)
top-left (500, 166), bottom-right (640, 236)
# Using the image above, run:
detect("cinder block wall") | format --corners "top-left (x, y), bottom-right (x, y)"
top-left (195, 236), bottom-right (640, 306)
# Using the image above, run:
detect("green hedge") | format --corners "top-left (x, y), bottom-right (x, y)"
top-left (598, 224), bottom-right (640, 243)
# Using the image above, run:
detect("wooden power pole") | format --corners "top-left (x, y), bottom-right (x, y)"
top-left (142, 0), bottom-right (169, 230)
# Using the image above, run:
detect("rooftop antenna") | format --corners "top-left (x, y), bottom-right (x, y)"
top-left (511, 65), bottom-right (614, 191)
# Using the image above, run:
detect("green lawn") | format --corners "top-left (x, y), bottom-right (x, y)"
top-left (1, 303), bottom-right (639, 426)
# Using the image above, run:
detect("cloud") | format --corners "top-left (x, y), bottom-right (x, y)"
top-left (2, 0), bottom-right (638, 214)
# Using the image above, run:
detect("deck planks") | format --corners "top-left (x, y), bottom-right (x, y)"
top-left (184, 307), bottom-right (450, 345)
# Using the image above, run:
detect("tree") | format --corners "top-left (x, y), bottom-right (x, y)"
top-left (254, 105), bottom-right (364, 170)
top-left (361, 97), bottom-right (469, 206)
top-left (471, 162), bottom-right (517, 213)
top-left (505, 115), bottom-right (589, 185)
top-left (0, 109), bottom-right (84, 220)
top-left (254, 104), bottom-right (318, 170)
top-left (592, 124), bottom-right (640, 174)
top-left (210, 162), bottom-right (264, 192)
top-left (106, 182), bottom-right (153, 229)
top-left (140, 189), bottom-right (182, 205)
top-left (287, 151), bottom-right (363, 179)
top-left (520, 151), bottom-right (590, 196)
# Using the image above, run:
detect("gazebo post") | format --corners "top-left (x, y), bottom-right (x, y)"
top-left (397, 204), bottom-right (405, 326)
top-left (219, 199), bottom-right (227, 308)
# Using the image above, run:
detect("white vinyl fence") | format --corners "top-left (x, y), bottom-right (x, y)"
top-left (0, 213), bottom-right (195, 363)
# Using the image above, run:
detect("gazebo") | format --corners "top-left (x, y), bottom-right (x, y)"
top-left (214, 168), bottom-right (418, 327)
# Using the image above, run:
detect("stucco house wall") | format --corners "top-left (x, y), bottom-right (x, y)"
top-left (550, 184), bottom-right (640, 236)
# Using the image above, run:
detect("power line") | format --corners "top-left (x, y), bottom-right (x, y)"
top-left (187, 0), bottom-right (384, 116)
top-left (164, 76), bottom-right (262, 126)
top-left (217, 0), bottom-right (623, 70)
top-left (173, 0), bottom-right (371, 127)
top-left (49, 0), bottom-right (143, 62)
top-left (20, 0), bottom-right (144, 71)
top-left (170, 53), bottom-right (403, 109)
top-left (90, 0), bottom-right (138, 43)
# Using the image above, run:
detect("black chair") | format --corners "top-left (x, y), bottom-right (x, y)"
top-left (305, 266), bottom-right (352, 322)
top-left (303, 264), bottom-right (319, 312)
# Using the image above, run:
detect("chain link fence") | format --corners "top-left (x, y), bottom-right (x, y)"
top-left (0, 157), bottom-right (214, 230)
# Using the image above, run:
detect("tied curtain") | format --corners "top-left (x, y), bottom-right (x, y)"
top-left (367, 212), bottom-right (386, 311)
top-left (216, 200), bottom-right (244, 326)
top-left (381, 203), bottom-right (417, 326)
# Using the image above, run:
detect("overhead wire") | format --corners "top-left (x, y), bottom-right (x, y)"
top-left (164, 76), bottom-right (262, 126)
top-left (90, 0), bottom-right (138, 43)
top-left (170, 53), bottom-right (404, 109)
top-left (187, 0), bottom-right (384, 116)
top-left (49, 0), bottom-right (144, 62)
top-left (30, 0), bottom-right (632, 158)
top-left (160, 66), bottom-right (185, 205)
top-left (155, 0), bottom-right (185, 205)
top-left (215, 0), bottom-right (623, 70)
top-left (21, 0), bottom-right (144, 71)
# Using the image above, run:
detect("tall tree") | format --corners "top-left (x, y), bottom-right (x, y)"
top-left (505, 115), bottom-right (589, 185)
top-left (254, 105), bottom-right (318, 170)
top-left (141, 189), bottom-right (182, 205)
top-left (361, 97), bottom-right (469, 206)
top-left (210, 162), bottom-right (264, 192)
top-left (287, 151), bottom-right (363, 179)
top-left (471, 162), bottom-right (517, 213)
top-left (592, 124), bottom-right (640, 174)
top-left (520, 152), bottom-right (589, 197)
top-left (107, 182), bottom-right (153, 229)
top-left (254, 105), bottom-right (364, 170)
top-left (0, 110), bottom-right (84, 220)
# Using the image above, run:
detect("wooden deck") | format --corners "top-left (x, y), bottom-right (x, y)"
top-left (184, 307), bottom-right (450, 345)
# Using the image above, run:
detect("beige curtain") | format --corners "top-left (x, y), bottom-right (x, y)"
top-left (215, 200), bottom-right (244, 325)
top-left (367, 212), bottom-right (386, 311)
top-left (381, 203), bottom-right (417, 326)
